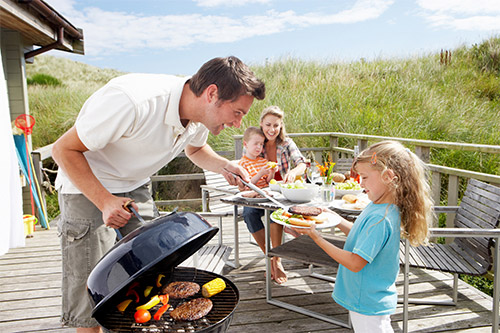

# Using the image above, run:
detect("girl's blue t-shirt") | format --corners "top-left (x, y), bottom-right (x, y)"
top-left (333, 203), bottom-right (401, 315)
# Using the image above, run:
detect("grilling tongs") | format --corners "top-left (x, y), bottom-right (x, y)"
top-left (223, 168), bottom-right (288, 211)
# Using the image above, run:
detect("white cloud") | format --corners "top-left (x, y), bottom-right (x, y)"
top-left (194, 0), bottom-right (271, 7)
top-left (45, 0), bottom-right (394, 57)
top-left (417, 0), bottom-right (500, 31)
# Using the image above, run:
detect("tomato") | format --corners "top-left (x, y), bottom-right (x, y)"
top-left (134, 309), bottom-right (151, 323)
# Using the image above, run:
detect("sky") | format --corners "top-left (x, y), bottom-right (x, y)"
top-left (44, 0), bottom-right (500, 75)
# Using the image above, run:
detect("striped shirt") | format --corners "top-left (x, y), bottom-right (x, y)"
top-left (238, 155), bottom-right (269, 188)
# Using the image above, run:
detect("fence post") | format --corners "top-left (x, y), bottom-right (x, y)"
top-left (446, 175), bottom-right (459, 243)
top-left (357, 139), bottom-right (368, 152)
top-left (415, 146), bottom-right (430, 163)
top-left (330, 136), bottom-right (339, 163)
top-left (234, 137), bottom-right (243, 160)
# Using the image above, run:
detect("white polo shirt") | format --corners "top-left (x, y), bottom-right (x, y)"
top-left (55, 73), bottom-right (209, 194)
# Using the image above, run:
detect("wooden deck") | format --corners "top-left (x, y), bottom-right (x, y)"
top-left (0, 216), bottom-right (496, 333)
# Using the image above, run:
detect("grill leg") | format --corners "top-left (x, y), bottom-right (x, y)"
top-left (233, 204), bottom-right (239, 268)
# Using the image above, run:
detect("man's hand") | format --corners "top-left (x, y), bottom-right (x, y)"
top-left (101, 196), bottom-right (136, 229)
top-left (222, 162), bottom-right (250, 190)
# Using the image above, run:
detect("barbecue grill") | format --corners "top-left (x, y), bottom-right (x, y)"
top-left (87, 211), bottom-right (239, 332)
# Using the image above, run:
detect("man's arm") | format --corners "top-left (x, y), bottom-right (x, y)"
top-left (185, 144), bottom-right (250, 187)
top-left (52, 126), bottom-right (134, 228)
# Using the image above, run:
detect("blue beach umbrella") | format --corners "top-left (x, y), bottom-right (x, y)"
top-left (13, 134), bottom-right (48, 229)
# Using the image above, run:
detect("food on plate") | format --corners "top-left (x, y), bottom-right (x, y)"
top-left (342, 194), bottom-right (358, 204)
top-left (335, 181), bottom-right (362, 191)
top-left (289, 205), bottom-right (322, 216)
top-left (170, 298), bottom-right (213, 321)
top-left (281, 179), bottom-right (306, 189)
top-left (134, 309), bottom-right (151, 323)
top-left (202, 277), bottom-right (226, 298)
top-left (272, 208), bottom-right (328, 227)
top-left (241, 190), bottom-right (272, 198)
top-left (341, 194), bottom-right (370, 210)
top-left (331, 172), bottom-right (346, 183)
top-left (162, 281), bottom-right (200, 299)
top-left (270, 179), bottom-right (277, 184)
top-left (288, 217), bottom-right (314, 227)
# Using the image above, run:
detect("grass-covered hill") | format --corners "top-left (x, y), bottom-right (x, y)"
top-left (26, 36), bottom-right (500, 176)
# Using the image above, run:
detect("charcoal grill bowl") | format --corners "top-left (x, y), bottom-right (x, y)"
top-left (87, 211), bottom-right (218, 317)
top-left (93, 267), bottom-right (239, 333)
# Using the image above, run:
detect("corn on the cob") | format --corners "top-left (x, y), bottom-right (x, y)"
top-left (202, 278), bottom-right (226, 298)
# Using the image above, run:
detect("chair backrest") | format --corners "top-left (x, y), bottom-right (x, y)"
top-left (334, 158), bottom-right (354, 174)
top-left (203, 170), bottom-right (239, 195)
top-left (202, 170), bottom-right (240, 214)
top-left (454, 178), bottom-right (500, 271)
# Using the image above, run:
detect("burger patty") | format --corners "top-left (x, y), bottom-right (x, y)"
top-left (288, 206), bottom-right (322, 216)
top-left (170, 298), bottom-right (213, 321)
top-left (162, 281), bottom-right (200, 299)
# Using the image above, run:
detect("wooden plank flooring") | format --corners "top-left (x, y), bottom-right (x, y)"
top-left (0, 216), bottom-right (496, 332)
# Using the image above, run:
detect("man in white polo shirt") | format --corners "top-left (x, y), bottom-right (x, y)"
top-left (52, 56), bottom-right (265, 332)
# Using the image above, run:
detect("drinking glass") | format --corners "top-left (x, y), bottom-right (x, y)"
top-left (320, 184), bottom-right (335, 203)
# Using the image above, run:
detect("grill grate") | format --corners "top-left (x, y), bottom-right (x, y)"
top-left (94, 267), bottom-right (238, 333)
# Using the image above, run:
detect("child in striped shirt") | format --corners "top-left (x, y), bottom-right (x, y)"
top-left (238, 126), bottom-right (276, 188)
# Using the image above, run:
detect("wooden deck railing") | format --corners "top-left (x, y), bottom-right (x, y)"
top-left (32, 132), bottom-right (500, 228)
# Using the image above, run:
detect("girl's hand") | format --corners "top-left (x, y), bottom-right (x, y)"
top-left (291, 223), bottom-right (319, 238)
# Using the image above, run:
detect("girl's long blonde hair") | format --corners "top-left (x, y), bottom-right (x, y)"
top-left (353, 141), bottom-right (433, 246)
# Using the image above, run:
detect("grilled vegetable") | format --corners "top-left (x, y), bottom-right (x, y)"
top-left (136, 295), bottom-right (160, 310)
top-left (116, 299), bottom-right (132, 312)
top-left (202, 278), bottom-right (226, 298)
top-left (156, 273), bottom-right (165, 287)
top-left (153, 302), bottom-right (170, 320)
top-left (134, 309), bottom-right (151, 323)
top-left (144, 286), bottom-right (153, 297)
top-left (159, 294), bottom-right (169, 305)
top-left (126, 281), bottom-right (140, 303)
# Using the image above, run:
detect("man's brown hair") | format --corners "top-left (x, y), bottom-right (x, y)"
top-left (189, 56), bottom-right (265, 102)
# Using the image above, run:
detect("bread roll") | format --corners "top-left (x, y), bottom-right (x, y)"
top-left (342, 194), bottom-right (358, 204)
top-left (288, 218), bottom-right (314, 227)
top-left (304, 213), bottom-right (328, 224)
top-left (331, 172), bottom-right (346, 183)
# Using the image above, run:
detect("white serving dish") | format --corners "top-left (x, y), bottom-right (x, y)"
top-left (269, 180), bottom-right (284, 192)
top-left (280, 184), bottom-right (319, 202)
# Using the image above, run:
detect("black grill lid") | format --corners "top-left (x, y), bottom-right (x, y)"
top-left (87, 211), bottom-right (218, 316)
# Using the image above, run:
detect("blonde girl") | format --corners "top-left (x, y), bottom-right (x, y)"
top-left (295, 140), bottom-right (433, 333)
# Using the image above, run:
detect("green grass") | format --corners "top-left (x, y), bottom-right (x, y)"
top-left (26, 37), bottom-right (500, 296)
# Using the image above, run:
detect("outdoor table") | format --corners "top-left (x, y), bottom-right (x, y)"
top-left (220, 194), bottom-right (354, 328)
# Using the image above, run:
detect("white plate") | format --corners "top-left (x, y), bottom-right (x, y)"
top-left (335, 188), bottom-right (364, 198)
top-left (235, 190), bottom-right (276, 202)
top-left (270, 209), bottom-right (341, 229)
top-left (330, 199), bottom-right (368, 213)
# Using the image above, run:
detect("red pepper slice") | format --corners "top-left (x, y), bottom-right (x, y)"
top-left (126, 282), bottom-right (140, 303)
top-left (153, 303), bottom-right (170, 321)
top-left (126, 288), bottom-right (140, 303)
top-left (159, 294), bottom-right (169, 305)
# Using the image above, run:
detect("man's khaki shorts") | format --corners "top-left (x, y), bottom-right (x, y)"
top-left (58, 183), bottom-right (158, 328)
